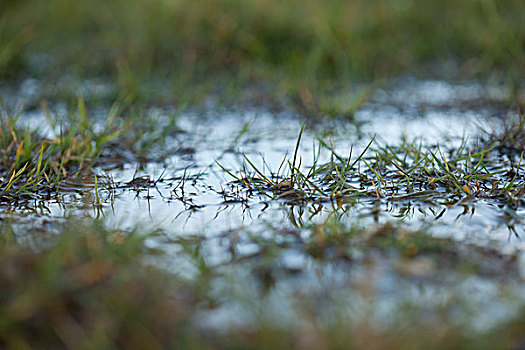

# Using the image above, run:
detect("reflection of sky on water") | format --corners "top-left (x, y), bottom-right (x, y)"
top-left (191, 237), bottom-right (525, 333)
top-left (101, 102), bottom-right (522, 248)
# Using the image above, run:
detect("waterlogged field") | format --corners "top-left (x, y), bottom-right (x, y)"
top-left (0, 77), bottom-right (524, 349)
top-left (1, 0), bottom-right (525, 348)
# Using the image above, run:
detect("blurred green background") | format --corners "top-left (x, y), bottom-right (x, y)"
top-left (1, 0), bottom-right (524, 91)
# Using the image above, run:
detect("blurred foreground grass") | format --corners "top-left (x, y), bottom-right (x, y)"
top-left (0, 220), bottom-right (199, 349)
top-left (0, 219), bottom-right (524, 350)
top-left (1, 0), bottom-right (524, 101)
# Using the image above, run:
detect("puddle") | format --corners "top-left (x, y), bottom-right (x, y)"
top-left (1, 78), bottom-right (524, 334)
top-left (97, 101), bottom-right (522, 248)
top-left (1, 79), bottom-right (522, 245)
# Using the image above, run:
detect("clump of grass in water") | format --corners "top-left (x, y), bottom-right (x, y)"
top-left (0, 94), bottom-right (186, 204)
top-left (483, 111), bottom-right (525, 154)
top-left (0, 97), bottom-right (122, 202)
top-left (288, 84), bottom-right (376, 120)
top-left (219, 128), bottom-right (524, 214)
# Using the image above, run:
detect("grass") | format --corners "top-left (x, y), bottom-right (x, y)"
top-left (0, 102), bottom-right (114, 202)
top-left (221, 129), bottom-right (524, 212)
top-left (0, 219), bottom-right (201, 349)
top-left (0, 94), bottom-right (184, 204)
top-left (483, 111), bottom-right (525, 154)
